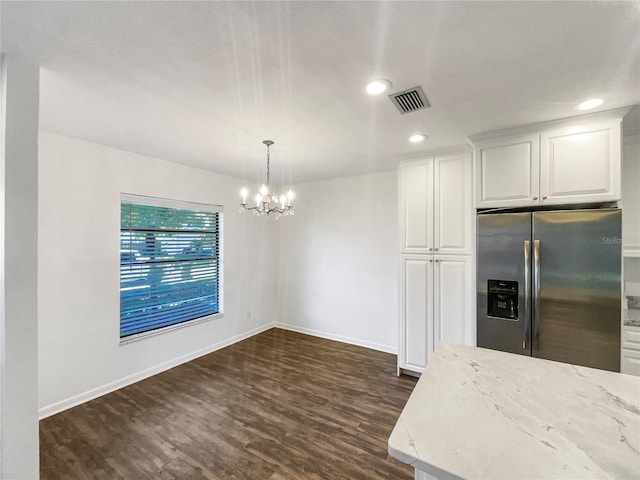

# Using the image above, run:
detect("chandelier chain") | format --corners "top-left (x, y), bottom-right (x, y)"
top-left (266, 143), bottom-right (270, 188)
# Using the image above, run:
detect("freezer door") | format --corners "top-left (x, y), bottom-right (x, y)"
top-left (532, 210), bottom-right (621, 372)
top-left (477, 213), bottom-right (531, 355)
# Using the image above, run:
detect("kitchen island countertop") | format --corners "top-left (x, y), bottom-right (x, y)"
top-left (388, 343), bottom-right (640, 480)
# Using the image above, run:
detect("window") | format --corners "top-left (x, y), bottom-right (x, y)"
top-left (120, 194), bottom-right (223, 341)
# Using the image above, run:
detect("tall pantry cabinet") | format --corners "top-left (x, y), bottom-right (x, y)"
top-left (398, 152), bottom-right (474, 375)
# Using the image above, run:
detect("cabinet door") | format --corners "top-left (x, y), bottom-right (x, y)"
top-left (621, 349), bottom-right (640, 376)
top-left (622, 325), bottom-right (640, 351)
top-left (399, 160), bottom-right (434, 254)
top-left (434, 153), bottom-right (472, 255)
top-left (475, 134), bottom-right (540, 208)
top-left (433, 256), bottom-right (474, 348)
top-left (540, 119), bottom-right (621, 205)
top-left (399, 255), bottom-right (434, 373)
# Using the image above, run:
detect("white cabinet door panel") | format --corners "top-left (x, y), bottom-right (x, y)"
top-left (435, 153), bottom-right (472, 254)
top-left (621, 349), bottom-right (640, 376)
top-left (540, 119), bottom-right (621, 205)
top-left (400, 256), bottom-right (434, 372)
top-left (400, 161), bottom-right (434, 253)
top-left (475, 134), bottom-right (540, 208)
top-left (622, 325), bottom-right (640, 350)
top-left (433, 256), bottom-right (473, 348)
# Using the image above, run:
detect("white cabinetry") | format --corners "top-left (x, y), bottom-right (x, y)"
top-left (474, 110), bottom-right (625, 209)
top-left (399, 161), bottom-right (434, 253)
top-left (400, 153), bottom-right (472, 255)
top-left (433, 256), bottom-right (473, 348)
top-left (399, 255), bottom-right (473, 374)
top-left (622, 325), bottom-right (640, 376)
top-left (400, 255), bottom-right (434, 372)
top-left (434, 154), bottom-right (473, 255)
top-left (540, 119), bottom-right (621, 205)
top-left (398, 152), bottom-right (474, 375)
top-left (475, 134), bottom-right (540, 208)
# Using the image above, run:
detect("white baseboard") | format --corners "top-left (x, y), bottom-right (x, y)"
top-left (39, 323), bottom-right (274, 420)
top-left (274, 322), bottom-right (397, 354)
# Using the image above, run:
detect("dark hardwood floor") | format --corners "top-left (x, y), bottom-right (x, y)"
top-left (40, 328), bottom-right (417, 479)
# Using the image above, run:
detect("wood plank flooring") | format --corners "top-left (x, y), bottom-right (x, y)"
top-left (40, 328), bottom-right (417, 479)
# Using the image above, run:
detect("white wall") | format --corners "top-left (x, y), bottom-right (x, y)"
top-left (623, 134), bottom-right (640, 251)
top-left (275, 171), bottom-right (398, 353)
top-left (623, 133), bottom-right (640, 296)
top-left (1, 54), bottom-right (40, 479)
top-left (38, 131), bottom-right (280, 417)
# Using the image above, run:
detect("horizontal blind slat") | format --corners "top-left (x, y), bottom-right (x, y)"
top-left (121, 304), bottom-right (220, 333)
top-left (121, 301), bottom-right (219, 327)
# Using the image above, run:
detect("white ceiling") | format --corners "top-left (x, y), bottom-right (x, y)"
top-left (2, 1), bottom-right (639, 184)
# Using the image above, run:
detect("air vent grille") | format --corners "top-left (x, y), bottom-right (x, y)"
top-left (389, 86), bottom-right (430, 114)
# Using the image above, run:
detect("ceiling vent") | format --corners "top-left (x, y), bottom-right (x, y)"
top-left (388, 86), bottom-right (430, 114)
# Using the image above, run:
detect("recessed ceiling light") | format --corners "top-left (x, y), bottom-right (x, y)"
top-left (365, 79), bottom-right (392, 95)
top-left (576, 98), bottom-right (605, 111)
top-left (409, 134), bottom-right (428, 143)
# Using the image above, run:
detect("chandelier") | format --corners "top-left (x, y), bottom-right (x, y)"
top-left (240, 140), bottom-right (295, 219)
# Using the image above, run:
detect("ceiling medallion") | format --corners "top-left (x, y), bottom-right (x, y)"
top-left (240, 140), bottom-right (295, 219)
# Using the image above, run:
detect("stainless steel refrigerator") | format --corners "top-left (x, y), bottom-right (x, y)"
top-left (477, 209), bottom-right (621, 372)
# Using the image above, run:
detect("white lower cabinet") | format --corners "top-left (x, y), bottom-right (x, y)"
top-left (399, 255), bottom-right (473, 375)
top-left (433, 256), bottom-right (474, 348)
top-left (400, 256), bottom-right (434, 372)
top-left (622, 325), bottom-right (640, 376)
top-left (622, 349), bottom-right (640, 376)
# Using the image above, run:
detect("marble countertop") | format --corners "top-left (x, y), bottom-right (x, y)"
top-left (388, 343), bottom-right (640, 480)
top-left (624, 308), bottom-right (640, 327)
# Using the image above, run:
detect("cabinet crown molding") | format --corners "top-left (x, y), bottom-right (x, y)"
top-left (469, 106), bottom-right (632, 144)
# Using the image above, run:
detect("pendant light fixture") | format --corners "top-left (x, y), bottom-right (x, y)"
top-left (240, 140), bottom-right (295, 219)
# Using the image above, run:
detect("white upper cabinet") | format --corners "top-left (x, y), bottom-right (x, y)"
top-left (473, 109), bottom-right (626, 209)
top-left (540, 119), bottom-right (621, 205)
top-left (399, 160), bottom-right (434, 253)
top-left (434, 153), bottom-right (473, 254)
top-left (399, 152), bottom-right (472, 255)
top-left (475, 134), bottom-right (540, 208)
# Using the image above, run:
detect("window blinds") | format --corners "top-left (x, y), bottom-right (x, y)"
top-left (120, 196), bottom-right (222, 339)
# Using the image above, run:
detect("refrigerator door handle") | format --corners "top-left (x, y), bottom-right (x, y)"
top-left (533, 239), bottom-right (541, 348)
top-left (523, 240), bottom-right (531, 349)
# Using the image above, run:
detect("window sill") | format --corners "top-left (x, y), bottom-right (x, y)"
top-left (119, 312), bottom-right (224, 346)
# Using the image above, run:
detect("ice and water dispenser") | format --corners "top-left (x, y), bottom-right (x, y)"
top-left (487, 280), bottom-right (519, 320)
